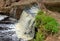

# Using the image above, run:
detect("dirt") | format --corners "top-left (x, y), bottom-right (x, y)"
top-left (45, 35), bottom-right (60, 41)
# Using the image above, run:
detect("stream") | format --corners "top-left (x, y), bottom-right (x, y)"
top-left (0, 4), bottom-right (39, 41)
top-left (15, 4), bottom-right (39, 41)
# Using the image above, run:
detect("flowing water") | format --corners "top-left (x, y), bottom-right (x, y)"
top-left (0, 15), bottom-right (18, 41)
top-left (15, 4), bottom-right (39, 41)
top-left (0, 4), bottom-right (39, 41)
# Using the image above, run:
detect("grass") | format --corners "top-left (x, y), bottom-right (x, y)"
top-left (34, 10), bottom-right (59, 41)
top-left (34, 32), bottom-right (45, 41)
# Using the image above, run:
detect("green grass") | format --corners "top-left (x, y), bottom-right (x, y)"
top-left (34, 10), bottom-right (59, 41)
top-left (35, 10), bottom-right (59, 34)
top-left (34, 32), bottom-right (45, 41)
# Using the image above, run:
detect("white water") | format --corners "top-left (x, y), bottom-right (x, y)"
top-left (0, 15), bottom-right (8, 21)
top-left (15, 4), bottom-right (39, 41)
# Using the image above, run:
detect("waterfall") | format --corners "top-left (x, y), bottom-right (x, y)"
top-left (15, 4), bottom-right (39, 41)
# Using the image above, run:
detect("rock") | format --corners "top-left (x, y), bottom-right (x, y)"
top-left (9, 6), bottom-right (23, 19)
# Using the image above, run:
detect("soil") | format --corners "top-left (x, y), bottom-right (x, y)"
top-left (45, 35), bottom-right (60, 41)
